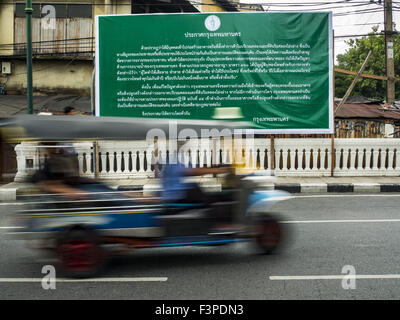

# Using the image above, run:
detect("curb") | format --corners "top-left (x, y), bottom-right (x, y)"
top-left (4, 182), bottom-right (400, 202)
top-left (380, 184), bottom-right (400, 192)
top-left (118, 183), bottom-right (400, 194)
top-left (0, 188), bottom-right (17, 201)
top-left (271, 183), bottom-right (400, 193)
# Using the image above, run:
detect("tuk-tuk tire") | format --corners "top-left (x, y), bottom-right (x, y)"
top-left (254, 215), bottom-right (282, 255)
top-left (56, 227), bottom-right (105, 279)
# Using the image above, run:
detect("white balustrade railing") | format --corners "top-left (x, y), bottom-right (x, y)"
top-left (14, 138), bottom-right (400, 181)
top-left (333, 139), bottom-right (400, 176)
top-left (273, 138), bottom-right (332, 176)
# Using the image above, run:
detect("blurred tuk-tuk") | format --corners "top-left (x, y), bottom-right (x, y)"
top-left (0, 115), bottom-right (290, 278)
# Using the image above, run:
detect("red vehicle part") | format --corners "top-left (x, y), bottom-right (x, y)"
top-left (56, 228), bottom-right (105, 278)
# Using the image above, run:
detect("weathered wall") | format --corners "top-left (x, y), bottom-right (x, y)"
top-left (201, 0), bottom-right (225, 12)
top-left (0, 0), bottom-right (132, 95)
top-left (0, 1), bottom-right (14, 56)
top-left (335, 119), bottom-right (400, 138)
top-left (1, 58), bottom-right (92, 95)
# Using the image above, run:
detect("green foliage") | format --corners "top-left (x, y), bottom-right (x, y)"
top-left (335, 26), bottom-right (399, 100)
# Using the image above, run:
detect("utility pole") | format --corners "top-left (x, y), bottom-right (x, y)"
top-left (384, 0), bottom-right (395, 105)
top-left (25, 0), bottom-right (33, 114)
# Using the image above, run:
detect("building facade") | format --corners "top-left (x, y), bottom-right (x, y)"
top-left (0, 0), bottom-right (261, 96)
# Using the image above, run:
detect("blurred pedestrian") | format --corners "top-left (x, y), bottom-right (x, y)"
top-left (64, 106), bottom-right (77, 115)
top-left (61, 106), bottom-right (78, 156)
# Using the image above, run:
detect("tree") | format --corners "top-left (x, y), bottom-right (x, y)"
top-left (335, 26), bottom-right (400, 100)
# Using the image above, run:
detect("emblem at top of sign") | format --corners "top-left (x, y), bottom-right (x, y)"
top-left (204, 15), bottom-right (221, 32)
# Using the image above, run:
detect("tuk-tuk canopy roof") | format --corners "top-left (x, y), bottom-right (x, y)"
top-left (1, 115), bottom-right (257, 141)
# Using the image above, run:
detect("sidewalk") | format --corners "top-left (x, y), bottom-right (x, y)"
top-left (1, 176), bottom-right (400, 201)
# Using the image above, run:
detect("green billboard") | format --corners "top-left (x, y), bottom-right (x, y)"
top-left (95, 12), bottom-right (333, 133)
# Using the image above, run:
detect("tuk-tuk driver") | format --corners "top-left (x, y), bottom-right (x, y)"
top-left (161, 161), bottom-right (232, 204)
top-left (160, 142), bottom-right (242, 233)
top-left (161, 139), bottom-right (231, 203)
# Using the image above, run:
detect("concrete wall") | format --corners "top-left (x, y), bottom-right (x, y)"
top-left (1, 58), bottom-right (92, 95)
top-left (0, 1), bottom-right (14, 56)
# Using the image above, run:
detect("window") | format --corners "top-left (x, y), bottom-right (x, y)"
top-left (15, 3), bottom-right (91, 18)
top-left (68, 4), bottom-right (92, 18)
top-left (15, 3), bottom-right (41, 18)
top-left (45, 4), bottom-right (67, 18)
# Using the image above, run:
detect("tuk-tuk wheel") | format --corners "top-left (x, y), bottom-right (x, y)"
top-left (254, 216), bottom-right (282, 255)
top-left (56, 228), bottom-right (104, 278)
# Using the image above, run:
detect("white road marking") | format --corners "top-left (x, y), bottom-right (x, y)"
top-left (0, 193), bottom-right (399, 207)
top-left (0, 227), bottom-right (23, 229)
top-left (270, 275), bottom-right (400, 281)
top-left (0, 277), bottom-right (168, 282)
top-left (280, 219), bottom-right (400, 224)
top-left (292, 194), bottom-right (400, 199)
top-left (3, 219), bottom-right (400, 230)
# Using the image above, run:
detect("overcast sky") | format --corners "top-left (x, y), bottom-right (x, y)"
top-left (240, 0), bottom-right (400, 63)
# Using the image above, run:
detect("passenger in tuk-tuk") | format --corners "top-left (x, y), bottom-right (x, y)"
top-left (31, 142), bottom-right (92, 200)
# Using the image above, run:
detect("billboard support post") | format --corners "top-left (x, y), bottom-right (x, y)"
top-left (331, 29), bottom-right (335, 177)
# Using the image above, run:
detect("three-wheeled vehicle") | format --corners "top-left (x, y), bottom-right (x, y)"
top-left (1, 115), bottom-right (291, 278)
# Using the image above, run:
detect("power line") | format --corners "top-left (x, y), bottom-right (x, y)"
top-left (243, 1), bottom-right (380, 6)
top-left (0, 0), bottom-right (396, 54)
top-left (261, 3), bottom-right (375, 9)
top-left (333, 7), bottom-right (387, 15)
top-left (334, 22), bottom-right (383, 27)
top-left (0, 0), bottom-right (384, 7)
top-left (346, 7), bottom-right (381, 38)
top-left (334, 32), bottom-right (388, 37)
top-left (1, 31), bottom-right (394, 54)
top-left (0, 0), bottom-right (395, 17)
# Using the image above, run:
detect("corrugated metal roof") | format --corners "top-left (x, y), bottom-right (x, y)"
top-left (343, 96), bottom-right (384, 104)
top-left (336, 102), bottom-right (400, 120)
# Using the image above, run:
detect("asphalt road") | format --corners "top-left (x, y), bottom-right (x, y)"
top-left (1, 193), bottom-right (400, 300)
